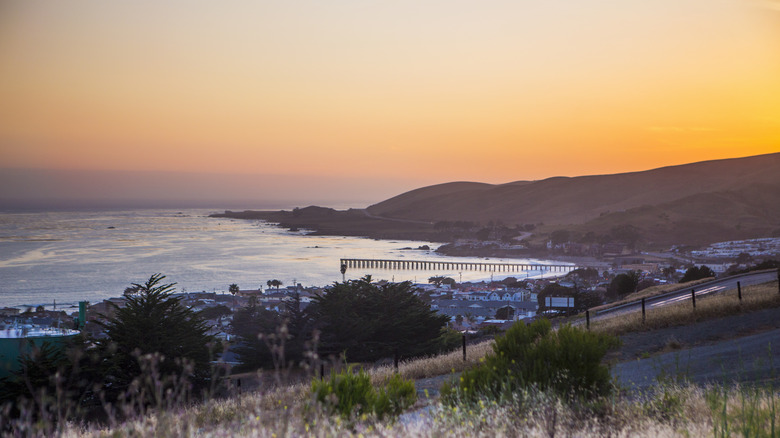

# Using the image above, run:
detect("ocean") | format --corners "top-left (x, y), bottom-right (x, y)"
top-left (0, 208), bottom-right (560, 310)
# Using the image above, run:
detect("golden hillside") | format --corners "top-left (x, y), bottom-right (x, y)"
top-left (367, 153), bottom-right (780, 246)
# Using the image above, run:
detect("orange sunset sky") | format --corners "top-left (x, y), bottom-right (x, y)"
top-left (1, 0), bottom-right (779, 207)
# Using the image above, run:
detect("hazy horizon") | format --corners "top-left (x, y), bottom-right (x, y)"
top-left (0, 167), bottom-right (430, 211)
top-left (1, 151), bottom-right (777, 210)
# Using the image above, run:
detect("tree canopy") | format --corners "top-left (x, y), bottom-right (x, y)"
top-left (607, 271), bottom-right (640, 299)
top-left (680, 265), bottom-right (715, 283)
top-left (97, 274), bottom-right (217, 398)
top-left (231, 293), bottom-right (315, 372)
top-left (199, 304), bottom-right (232, 320)
top-left (566, 267), bottom-right (600, 283)
top-left (428, 276), bottom-right (456, 287)
top-left (310, 276), bottom-right (449, 362)
top-left (231, 298), bottom-right (282, 372)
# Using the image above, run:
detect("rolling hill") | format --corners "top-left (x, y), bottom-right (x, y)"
top-left (367, 153), bottom-right (780, 247)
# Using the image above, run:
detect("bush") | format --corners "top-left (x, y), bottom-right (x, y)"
top-left (310, 367), bottom-right (416, 420)
top-left (442, 319), bottom-right (618, 405)
top-left (680, 265), bottom-right (715, 283)
top-left (607, 271), bottom-right (640, 299)
top-left (373, 373), bottom-right (417, 419)
top-left (435, 327), bottom-right (463, 354)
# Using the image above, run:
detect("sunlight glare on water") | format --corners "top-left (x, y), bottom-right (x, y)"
top-left (0, 209), bottom-right (560, 309)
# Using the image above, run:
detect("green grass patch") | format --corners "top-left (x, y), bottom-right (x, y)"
top-left (310, 366), bottom-right (416, 421)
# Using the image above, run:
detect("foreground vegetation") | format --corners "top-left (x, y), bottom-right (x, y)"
top-left (5, 307), bottom-right (779, 437)
top-left (5, 277), bottom-right (780, 437)
top-left (442, 320), bottom-right (619, 405)
top-left (35, 357), bottom-right (780, 437)
top-left (5, 380), bottom-right (760, 437)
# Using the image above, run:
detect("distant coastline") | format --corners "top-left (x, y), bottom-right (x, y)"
top-left (210, 207), bottom-right (606, 267)
top-left (210, 206), bottom-right (443, 242)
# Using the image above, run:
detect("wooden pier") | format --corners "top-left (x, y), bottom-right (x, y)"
top-left (339, 258), bottom-right (578, 273)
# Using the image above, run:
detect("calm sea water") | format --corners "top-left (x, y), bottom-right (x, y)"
top-left (0, 208), bottom-right (559, 309)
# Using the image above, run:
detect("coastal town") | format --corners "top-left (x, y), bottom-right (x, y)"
top-left (4, 235), bottom-right (778, 376)
top-left (3, 0), bottom-right (780, 431)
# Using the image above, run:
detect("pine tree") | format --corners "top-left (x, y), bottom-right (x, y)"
top-left (97, 274), bottom-right (217, 400)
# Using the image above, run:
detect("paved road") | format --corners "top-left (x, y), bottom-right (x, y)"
top-left (614, 327), bottom-right (780, 390)
top-left (594, 270), bottom-right (779, 322)
top-left (606, 269), bottom-right (780, 390)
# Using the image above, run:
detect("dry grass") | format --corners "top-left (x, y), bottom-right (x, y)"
top-left (63, 379), bottom-right (780, 437)
top-left (59, 342), bottom-right (497, 437)
top-left (370, 340), bottom-right (494, 385)
top-left (591, 281), bottom-right (780, 337)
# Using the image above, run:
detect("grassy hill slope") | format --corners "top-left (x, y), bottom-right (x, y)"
top-left (368, 153), bottom-right (780, 225)
top-left (367, 153), bottom-right (780, 246)
top-left (568, 184), bottom-right (780, 246)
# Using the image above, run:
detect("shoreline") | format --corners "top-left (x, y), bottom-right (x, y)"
top-left (210, 208), bottom-right (610, 269)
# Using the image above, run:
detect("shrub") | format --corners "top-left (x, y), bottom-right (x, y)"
top-left (442, 319), bottom-right (619, 405)
top-left (311, 367), bottom-right (416, 420)
top-left (434, 327), bottom-right (463, 354)
top-left (373, 373), bottom-right (417, 418)
top-left (607, 271), bottom-right (640, 299)
top-left (680, 265), bottom-right (715, 283)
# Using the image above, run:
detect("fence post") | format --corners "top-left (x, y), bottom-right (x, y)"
top-left (691, 289), bottom-right (696, 309)
top-left (585, 310), bottom-right (590, 330)
top-left (642, 298), bottom-right (646, 324)
top-left (737, 281), bottom-right (742, 303)
top-left (462, 333), bottom-right (467, 362)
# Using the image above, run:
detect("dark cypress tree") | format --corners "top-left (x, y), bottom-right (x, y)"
top-left (97, 274), bottom-right (217, 402)
top-left (231, 297), bottom-right (281, 372)
top-left (310, 276), bottom-right (449, 362)
top-left (282, 292), bottom-right (314, 366)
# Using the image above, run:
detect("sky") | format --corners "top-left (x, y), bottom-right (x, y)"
top-left (1, 0), bottom-right (779, 208)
